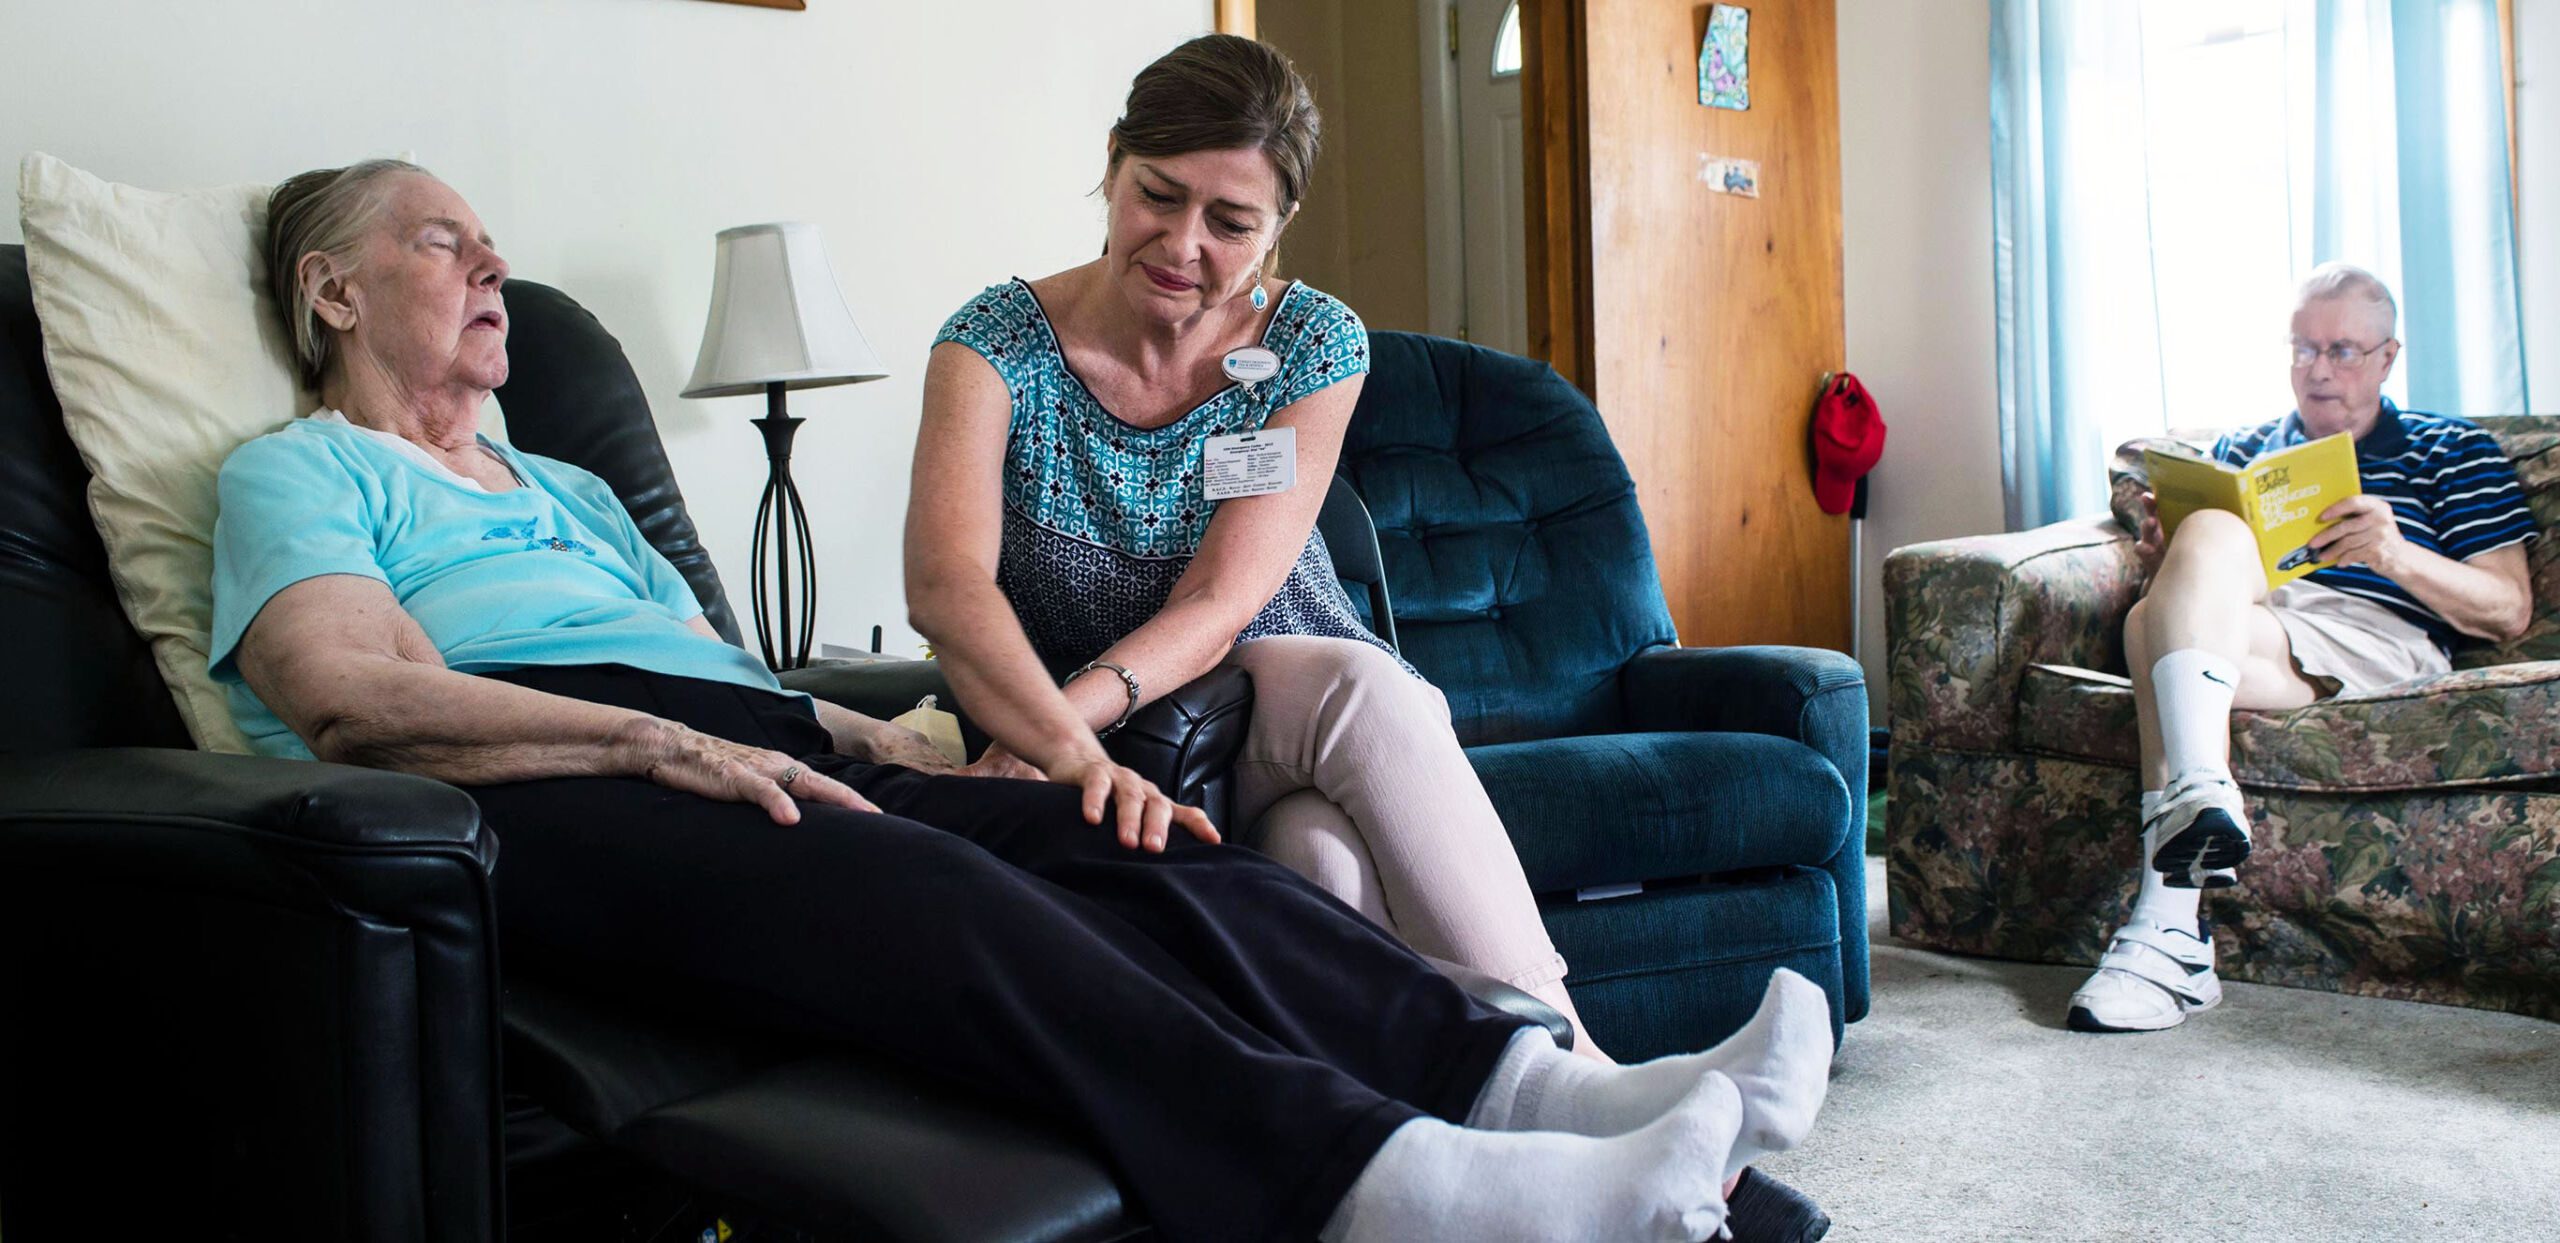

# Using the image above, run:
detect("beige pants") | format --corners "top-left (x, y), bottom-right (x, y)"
top-left (1220, 635), bottom-right (1573, 999)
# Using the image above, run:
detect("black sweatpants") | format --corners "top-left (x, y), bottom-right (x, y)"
top-left (468, 665), bottom-right (1526, 1242)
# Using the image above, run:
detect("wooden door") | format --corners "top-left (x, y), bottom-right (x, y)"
top-left (1524, 0), bottom-right (1849, 651)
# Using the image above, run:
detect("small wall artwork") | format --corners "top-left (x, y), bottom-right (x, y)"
top-left (1701, 5), bottom-right (1750, 111)
top-left (1699, 154), bottom-right (1761, 197)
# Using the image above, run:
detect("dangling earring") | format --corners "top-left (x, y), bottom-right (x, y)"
top-left (1250, 283), bottom-right (1269, 311)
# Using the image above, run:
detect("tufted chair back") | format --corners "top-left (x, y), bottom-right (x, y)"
top-left (1337, 332), bottom-right (1678, 745)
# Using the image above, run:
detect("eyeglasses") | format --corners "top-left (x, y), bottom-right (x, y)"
top-left (2289, 337), bottom-right (2393, 369)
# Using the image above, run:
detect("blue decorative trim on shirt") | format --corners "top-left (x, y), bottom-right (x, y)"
top-left (2213, 400), bottom-right (2538, 648)
top-left (482, 522), bottom-right (599, 556)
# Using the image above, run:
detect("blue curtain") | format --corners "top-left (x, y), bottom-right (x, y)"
top-left (2291, 0), bottom-right (2530, 417)
top-left (1991, 0), bottom-right (2528, 531)
top-left (1991, 0), bottom-right (2164, 530)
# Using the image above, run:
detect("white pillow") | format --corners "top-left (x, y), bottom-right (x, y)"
top-left (19, 153), bottom-right (307, 754)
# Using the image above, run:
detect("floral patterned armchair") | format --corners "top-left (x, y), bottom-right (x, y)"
top-left (1883, 417), bottom-right (2560, 1019)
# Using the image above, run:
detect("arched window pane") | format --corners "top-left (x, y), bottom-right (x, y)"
top-left (1492, 3), bottom-right (1523, 78)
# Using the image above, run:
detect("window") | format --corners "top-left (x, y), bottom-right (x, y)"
top-left (1492, 2), bottom-right (1522, 78)
top-left (2138, 0), bottom-right (2317, 434)
top-left (1991, 0), bottom-right (2524, 526)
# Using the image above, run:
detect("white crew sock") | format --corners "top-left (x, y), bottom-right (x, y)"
top-left (1322, 1072), bottom-right (1744, 1243)
top-left (2130, 791), bottom-right (2203, 931)
top-left (2150, 649), bottom-right (2241, 780)
top-left (1467, 969), bottom-right (1833, 1179)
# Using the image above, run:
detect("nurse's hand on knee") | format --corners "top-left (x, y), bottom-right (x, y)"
top-left (626, 720), bottom-right (877, 823)
top-left (1048, 755), bottom-right (1220, 851)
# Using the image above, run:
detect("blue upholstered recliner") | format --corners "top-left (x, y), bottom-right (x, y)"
top-left (1331, 331), bottom-right (1871, 1059)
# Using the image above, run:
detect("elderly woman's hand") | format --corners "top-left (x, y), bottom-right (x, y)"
top-left (857, 722), bottom-right (962, 773)
top-left (960, 741), bottom-right (1047, 782)
top-left (621, 718), bottom-right (876, 824)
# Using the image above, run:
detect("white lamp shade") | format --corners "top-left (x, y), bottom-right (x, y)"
top-left (681, 221), bottom-right (888, 398)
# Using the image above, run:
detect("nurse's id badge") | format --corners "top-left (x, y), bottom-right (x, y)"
top-left (1222, 347), bottom-right (1282, 385)
top-left (1202, 427), bottom-right (1296, 500)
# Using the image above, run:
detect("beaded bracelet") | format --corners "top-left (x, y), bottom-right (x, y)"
top-left (1067, 659), bottom-right (1142, 738)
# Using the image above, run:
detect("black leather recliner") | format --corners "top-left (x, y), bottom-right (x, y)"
top-left (0, 248), bottom-right (1562, 1241)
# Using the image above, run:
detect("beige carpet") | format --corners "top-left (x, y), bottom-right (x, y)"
top-left (1755, 859), bottom-right (2560, 1241)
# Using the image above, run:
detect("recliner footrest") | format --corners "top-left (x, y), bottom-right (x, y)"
top-left (504, 977), bottom-right (1140, 1243)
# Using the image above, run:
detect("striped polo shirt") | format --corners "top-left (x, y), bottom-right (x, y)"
top-left (2213, 400), bottom-right (2537, 650)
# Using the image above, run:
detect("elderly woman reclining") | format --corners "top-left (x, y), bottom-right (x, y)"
top-left (206, 159), bottom-right (1835, 1243)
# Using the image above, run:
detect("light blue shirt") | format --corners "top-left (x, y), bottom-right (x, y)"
top-left (210, 416), bottom-right (787, 759)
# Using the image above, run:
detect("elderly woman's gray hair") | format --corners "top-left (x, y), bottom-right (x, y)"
top-left (2295, 261), bottom-right (2398, 339)
top-left (265, 158), bottom-right (429, 390)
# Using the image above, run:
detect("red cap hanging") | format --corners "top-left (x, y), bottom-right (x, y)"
top-left (1810, 372), bottom-right (1886, 516)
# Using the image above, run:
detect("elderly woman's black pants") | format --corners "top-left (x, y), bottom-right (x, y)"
top-left (467, 665), bottom-right (1524, 1243)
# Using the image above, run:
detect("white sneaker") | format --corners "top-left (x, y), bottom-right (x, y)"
top-left (2066, 916), bottom-right (2221, 1033)
top-left (2146, 769), bottom-right (2251, 889)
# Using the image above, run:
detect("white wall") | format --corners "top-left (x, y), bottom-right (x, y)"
top-left (1, 0), bottom-right (1209, 659)
top-left (1835, 0), bottom-right (2003, 720)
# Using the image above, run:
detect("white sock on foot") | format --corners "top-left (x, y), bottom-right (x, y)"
top-left (1325, 1072), bottom-right (1744, 1243)
top-left (1464, 1027), bottom-right (1545, 1130)
top-left (1466, 968), bottom-right (1834, 1171)
top-left (2150, 649), bottom-right (2241, 779)
top-left (1713, 970), bottom-right (1837, 1179)
top-left (2128, 790), bottom-right (2201, 928)
top-left (2129, 859), bottom-right (2204, 931)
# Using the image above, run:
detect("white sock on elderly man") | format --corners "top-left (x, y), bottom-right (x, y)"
top-left (2150, 649), bottom-right (2240, 778)
top-left (2127, 790), bottom-right (2204, 926)
top-left (2129, 850), bottom-right (2203, 930)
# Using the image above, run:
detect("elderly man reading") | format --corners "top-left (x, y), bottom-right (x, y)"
top-left (2068, 263), bottom-right (2538, 1035)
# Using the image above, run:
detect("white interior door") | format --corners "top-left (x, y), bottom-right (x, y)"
top-left (1454, 0), bottom-right (1527, 354)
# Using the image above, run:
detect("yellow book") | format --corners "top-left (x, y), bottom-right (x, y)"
top-left (2142, 432), bottom-right (2361, 587)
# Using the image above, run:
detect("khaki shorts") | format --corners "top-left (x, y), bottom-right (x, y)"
top-left (2262, 579), bottom-right (2449, 697)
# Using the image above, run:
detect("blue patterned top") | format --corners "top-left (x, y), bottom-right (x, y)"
top-left (934, 278), bottom-right (1392, 672)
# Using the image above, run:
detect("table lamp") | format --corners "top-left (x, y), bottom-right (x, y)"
top-left (682, 222), bottom-right (887, 670)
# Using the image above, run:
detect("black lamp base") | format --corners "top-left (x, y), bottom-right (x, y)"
top-left (750, 382), bottom-right (817, 671)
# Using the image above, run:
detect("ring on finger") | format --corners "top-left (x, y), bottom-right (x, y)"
top-left (779, 764), bottom-right (803, 791)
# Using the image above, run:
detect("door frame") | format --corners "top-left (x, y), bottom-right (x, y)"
top-left (1416, 0), bottom-right (1468, 339)
top-left (1519, 0), bottom-right (1593, 392)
